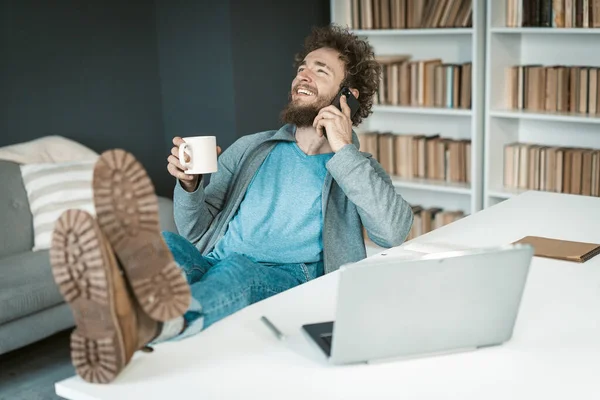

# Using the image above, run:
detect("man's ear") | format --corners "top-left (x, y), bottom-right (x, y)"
top-left (350, 88), bottom-right (359, 99)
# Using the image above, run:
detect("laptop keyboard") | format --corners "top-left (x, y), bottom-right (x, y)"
top-left (320, 334), bottom-right (333, 349)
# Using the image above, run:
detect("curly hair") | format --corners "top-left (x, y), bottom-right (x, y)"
top-left (293, 24), bottom-right (381, 126)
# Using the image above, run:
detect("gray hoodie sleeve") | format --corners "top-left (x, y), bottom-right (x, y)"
top-left (326, 144), bottom-right (414, 248)
top-left (172, 141), bottom-right (242, 244)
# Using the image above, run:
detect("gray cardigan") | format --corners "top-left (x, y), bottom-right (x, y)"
top-left (173, 124), bottom-right (413, 274)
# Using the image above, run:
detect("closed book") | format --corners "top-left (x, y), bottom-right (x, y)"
top-left (426, 136), bottom-right (441, 180)
top-left (507, 66), bottom-right (518, 109)
top-left (553, 0), bottom-right (565, 27)
top-left (581, 150), bottom-right (593, 196)
top-left (429, 0), bottom-right (448, 27)
top-left (504, 143), bottom-right (517, 188)
top-left (570, 67), bottom-right (580, 113)
top-left (381, 0), bottom-right (391, 29)
top-left (565, 0), bottom-right (574, 27)
top-left (570, 149), bottom-right (583, 194)
top-left (377, 132), bottom-right (395, 175)
top-left (460, 62), bottom-right (472, 109)
top-left (545, 146), bottom-right (557, 192)
top-left (589, 68), bottom-right (598, 115)
top-left (539, 147), bottom-right (547, 191)
top-left (373, 0), bottom-right (381, 29)
top-left (420, 208), bottom-right (432, 235)
top-left (399, 62), bottom-right (411, 106)
top-left (545, 67), bottom-right (558, 112)
top-left (592, 151), bottom-right (600, 196)
top-left (513, 236), bottom-right (600, 263)
top-left (434, 65), bottom-right (446, 108)
top-left (578, 68), bottom-right (589, 114)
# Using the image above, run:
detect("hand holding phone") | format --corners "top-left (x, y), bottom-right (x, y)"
top-left (331, 87), bottom-right (360, 117)
top-left (324, 87), bottom-right (360, 138)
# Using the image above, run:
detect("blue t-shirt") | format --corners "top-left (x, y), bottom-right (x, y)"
top-left (207, 141), bottom-right (334, 264)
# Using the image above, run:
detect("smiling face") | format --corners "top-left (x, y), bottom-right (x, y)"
top-left (280, 47), bottom-right (346, 127)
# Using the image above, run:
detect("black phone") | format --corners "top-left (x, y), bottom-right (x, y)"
top-left (324, 86), bottom-right (360, 137)
top-left (332, 86), bottom-right (360, 116)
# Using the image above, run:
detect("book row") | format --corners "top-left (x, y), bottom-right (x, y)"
top-left (506, 0), bottom-right (600, 28)
top-left (506, 65), bottom-right (600, 115)
top-left (407, 205), bottom-right (465, 241)
top-left (346, 0), bottom-right (472, 30)
top-left (375, 56), bottom-right (472, 109)
top-left (504, 143), bottom-right (600, 196)
top-left (359, 132), bottom-right (472, 183)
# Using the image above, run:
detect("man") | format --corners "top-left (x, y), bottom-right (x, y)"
top-left (50, 24), bottom-right (413, 384)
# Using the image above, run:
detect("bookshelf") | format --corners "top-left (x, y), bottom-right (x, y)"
top-left (373, 104), bottom-right (474, 116)
top-left (351, 28), bottom-right (473, 35)
top-left (484, 0), bottom-right (600, 208)
top-left (331, 0), bottom-right (486, 230)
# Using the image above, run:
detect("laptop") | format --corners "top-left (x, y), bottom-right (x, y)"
top-left (302, 244), bottom-right (534, 365)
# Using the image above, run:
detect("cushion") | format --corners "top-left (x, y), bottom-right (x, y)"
top-left (0, 250), bottom-right (64, 325)
top-left (0, 135), bottom-right (98, 164)
top-left (0, 160), bottom-right (34, 258)
top-left (20, 159), bottom-right (97, 251)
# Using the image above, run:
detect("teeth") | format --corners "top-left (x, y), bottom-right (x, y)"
top-left (297, 88), bottom-right (314, 96)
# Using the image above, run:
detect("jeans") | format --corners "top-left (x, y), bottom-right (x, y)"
top-left (161, 231), bottom-right (324, 339)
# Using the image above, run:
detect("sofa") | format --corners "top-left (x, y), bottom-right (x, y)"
top-left (0, 159), bottom-right (178, 355)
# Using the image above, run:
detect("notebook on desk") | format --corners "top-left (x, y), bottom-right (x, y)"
top-left (513, 236), bottom-right (600, 263)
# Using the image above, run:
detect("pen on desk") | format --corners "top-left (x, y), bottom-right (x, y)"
top-left (260, 316), bottom-right (286, 341)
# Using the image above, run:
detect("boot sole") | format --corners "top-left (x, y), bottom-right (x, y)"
top-left (92, 149), bottom-right (190, 322)
top-left (50, 210), bottom-right (127, 384)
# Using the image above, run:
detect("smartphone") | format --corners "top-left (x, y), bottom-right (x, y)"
top-left (324, 86), bottom-right (360, 138)
top-left (331, 86), bottom-right (360, 118)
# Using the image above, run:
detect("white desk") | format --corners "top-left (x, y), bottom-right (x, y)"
top-left (56, 191), bottom-right (600, 400)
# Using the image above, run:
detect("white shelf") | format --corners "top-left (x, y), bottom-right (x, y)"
top-left (352, 28), bottom-right (473, 36)
top-left (487, 188), bottom-right (586, 200)
top-left (332, 0), bottom-right (485, 216)
top-left (391, 177), bottom-right (471, 195)
top-left (490, 110), bottom-right (600, 124)
top-left (487, 188), bottom-right (527, 199)
top-left (484, 0), bottom-right (600, 209)
top-left (491, 27), bottom-right (600, 35)
top-left (372, 105), bottom-right (473, 116)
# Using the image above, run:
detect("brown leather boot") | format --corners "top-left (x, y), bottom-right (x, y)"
top-left (50, 209), bottom-right (161, 384)
top-left (92, 149), bottom-right (191, 322)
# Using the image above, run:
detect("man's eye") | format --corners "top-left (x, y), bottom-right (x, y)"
top-left (318, 69), bottom-right (328, 75)
top-left (298, 67), bottom-right (304, 72)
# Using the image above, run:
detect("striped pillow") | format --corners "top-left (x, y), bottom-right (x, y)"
top-left (20, 159), bottom-right (97, 251)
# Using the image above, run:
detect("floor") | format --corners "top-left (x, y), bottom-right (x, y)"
top-left (0, 329), bottom-right (74, 400)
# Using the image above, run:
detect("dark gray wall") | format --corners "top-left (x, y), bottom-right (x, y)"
top-left (229, 0), bottom-right (331, 136)
top-left (156, 0), bottom-right (330, 147)
top-left (0, 0), bottom-right (171, 196)
top-left (155, 1), bottom-right (238, 152)
top-left (1, 0), bottom-right (329, 197)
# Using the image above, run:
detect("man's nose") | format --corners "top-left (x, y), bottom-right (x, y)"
top-left (297, 69), bottom-right (313, 83)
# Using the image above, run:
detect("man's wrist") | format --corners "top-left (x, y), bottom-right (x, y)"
top-left (180, 177), bottom-right (201, 193)
top-left (333, 142), bottom-right (352, 153)
top-left (332, 140), bottom-right (352, 153)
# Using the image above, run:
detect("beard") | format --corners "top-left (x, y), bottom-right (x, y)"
top-left (279, 88), bottom-right (336, 128)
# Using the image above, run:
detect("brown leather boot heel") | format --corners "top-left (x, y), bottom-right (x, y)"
top-left (92, 149), bottom-right (190, 322)
top-left (50, 209), bottom-right (150, 384)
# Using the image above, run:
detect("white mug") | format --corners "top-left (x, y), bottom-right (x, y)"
top-left (179, 136), bottom-right (218, 174)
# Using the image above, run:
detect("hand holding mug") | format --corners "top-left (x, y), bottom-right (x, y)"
top-left (167, 136), bottom-right (221, 192)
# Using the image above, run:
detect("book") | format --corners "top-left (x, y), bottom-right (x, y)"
top-left (513, 236), bottom-right (600, 263)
